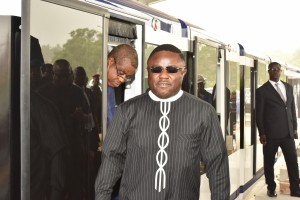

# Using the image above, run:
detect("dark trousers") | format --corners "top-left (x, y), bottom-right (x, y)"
top-left (263, 137), bottom-right (300, 192)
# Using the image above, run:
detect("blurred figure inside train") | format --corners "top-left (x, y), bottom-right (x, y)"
top-left (197, 74), bottom-right (212, 105)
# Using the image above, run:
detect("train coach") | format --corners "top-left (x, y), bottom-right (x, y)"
top-left (1, 0), bottom-right (300, 199)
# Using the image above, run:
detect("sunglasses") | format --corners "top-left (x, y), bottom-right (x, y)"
top-left (269, 68), bottom-right (282, 72)
top-left (149, 66), bottom-right (185, 73)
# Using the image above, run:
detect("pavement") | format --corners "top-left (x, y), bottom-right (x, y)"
top-left (243, 144), bottom-right (300, 200)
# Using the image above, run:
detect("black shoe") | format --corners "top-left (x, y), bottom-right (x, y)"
top-left (267, 190), bottom-right (277, 197)
top-left (291, 190), bottom-right (300, 197)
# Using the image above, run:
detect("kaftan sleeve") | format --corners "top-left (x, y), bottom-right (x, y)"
top-left (201, 107), bottom-right (230, 200)
top-left (95, 105), bottom-right (128, 200)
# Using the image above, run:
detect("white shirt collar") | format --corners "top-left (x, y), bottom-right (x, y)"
top-left (269, 80), bottom-right (283, 86)
top-left (148, 90), bottom-right (183, 102)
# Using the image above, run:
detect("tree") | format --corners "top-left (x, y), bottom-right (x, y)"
top-left (52, 28), bottom-right (103, 79)
top-left (41, 44), bottom-right (62, 63)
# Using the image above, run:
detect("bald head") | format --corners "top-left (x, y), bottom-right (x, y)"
top-left (53, 59), bottom-right (72, 86)
top-left (108, 44), bottom-right (138, 69)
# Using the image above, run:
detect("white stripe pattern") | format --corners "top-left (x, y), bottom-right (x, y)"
top-left (155, 101), bottom-right (170, 192)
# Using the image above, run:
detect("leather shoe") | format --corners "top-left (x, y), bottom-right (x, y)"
top-left (291, 190), bottom-right (300, 197)
top-left (267, 190), bottom-right (277, 197)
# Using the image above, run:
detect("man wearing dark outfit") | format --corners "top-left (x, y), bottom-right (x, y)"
top-left (90, 74), bottom-right (102, 135)
top-left (30, 91), bottom-right (66, 200)
top-left (95, 44), bottom-right (230, 200)
top-left (197, 74), bottom-right (212, 105)
top-left (38, 59), bottom-right (87, 200)
top-left (30, 60), bottom-right (66, 200)
top-left (256, 62), bottom-right (300, 198)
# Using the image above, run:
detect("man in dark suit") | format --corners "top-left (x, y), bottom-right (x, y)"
top-left (256, 62), bottom-right (300, 198)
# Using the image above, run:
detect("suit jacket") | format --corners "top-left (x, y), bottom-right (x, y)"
top-left (256, 81), bottom-right (297, 139)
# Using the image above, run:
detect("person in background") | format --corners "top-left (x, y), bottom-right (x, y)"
top-left (212, 84), bottom-right (230, 129)
top-left (38, 59), bottom-right (87, 200)
top-left (73, 66), bottom-right (98, 200)
top-left (89, 73), bottom-right (103, 196)
top-left (105, 44), bottom-right (138, 200)
top-left (197, 74), bottom-right (212, 105)
top-left (90, 74), bottom-right (102, 136)
top-left (30, 59), bottom-right (66, 200)
top-left (95, 44), bottom-right (230, 200)
top-left (256, 62), bottom-right (300, 198)
top-left (41, 63), bottom-right (53, 86)
top-left (106, 44), bottom-right (138, 127)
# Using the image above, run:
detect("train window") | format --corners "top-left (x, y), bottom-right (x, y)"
top-left (196, 44), bottom-right (217, 92)
top-left (227, 61), bottom-right (240, 154)
top-left (257, 62), bottom-right (268, 88)
top-left (29, 1), bottom-right (105, 199)
top-left (30, 0), bottom-right (104, 82)
top-left (244, 67), bottom-right (251, 148)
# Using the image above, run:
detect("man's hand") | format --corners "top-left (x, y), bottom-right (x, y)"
top-left (259, 134), bottom-right (267, 145)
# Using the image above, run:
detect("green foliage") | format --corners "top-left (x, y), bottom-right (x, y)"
top-left (42, 44), bottom-right (62, 63)
top-left (197, 45), bottom-right (217, 88)
top-left (41, 28), bottom-right (103, 79)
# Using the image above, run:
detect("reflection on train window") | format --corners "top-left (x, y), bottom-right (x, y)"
top-left (31, 0), bottom-right (103, 81)
top-left (196, 44), bottom-right (217, 92)
top-left (227, 61), bottom-right (240, 154)
top-left (257, 61), bottom-right (268, 88)
top-left (244, 68), bottom-right (251, 147)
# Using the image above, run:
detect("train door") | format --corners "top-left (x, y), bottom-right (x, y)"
top-left (240, 58), bottom-right (254, 185)
top-left (29, 0), bottom-right (108, 199)
top-left (106, 18), bottom-right (143, 105)
top-left (194, 37), bottom-right (228, 199)
top-left (239, 51), bottom-right (268, 189)
top-left (102, 18), bottom-right (144, 143)
top-left (286, 66), bottom-right (300, 118)
top-left (254, 59), bottom-right (269, 174)
top-left (193, 37), bottom-right (226, 136)
top-left (240, 62), bottom-right (253, 149)
top-left (226, 47), bottom-right (241, 156)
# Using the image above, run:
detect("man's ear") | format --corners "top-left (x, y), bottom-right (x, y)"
top-left (107, 57), bottom-right (115, 69)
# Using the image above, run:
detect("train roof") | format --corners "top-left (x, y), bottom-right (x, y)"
top-left (86, 0), bottom-right (205, 30)
top-left (103, 0), bottom-right (204, 29)
top-left (238, 43), bottom-right (270, 62)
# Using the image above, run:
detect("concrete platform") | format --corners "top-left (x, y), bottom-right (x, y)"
top-left (243, 144), bottom-right (300, 200)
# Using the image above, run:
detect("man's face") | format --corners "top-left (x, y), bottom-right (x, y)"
top-left (74, 71), bottom-right (87, 87)
top-left (53, 66), bottom-right (71, 87)
top-left (92, 76), bottom-right (100, 87)
top-left (198, 82), bottom-right (205, 92)
top-left (268, 64), bottom-right (282, 82)
top-left (147, 51), bottom-right (186, 99)
top-left (107, 57), bottom-right (136, 87)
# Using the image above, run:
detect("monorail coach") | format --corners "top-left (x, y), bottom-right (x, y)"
top-left (1, 0), bottom-right (300, 199)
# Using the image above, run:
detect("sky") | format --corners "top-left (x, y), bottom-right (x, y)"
top-left (1, 0), bottom-right (300, 54)
top-left (150, 0), bottom-right (300, 55)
